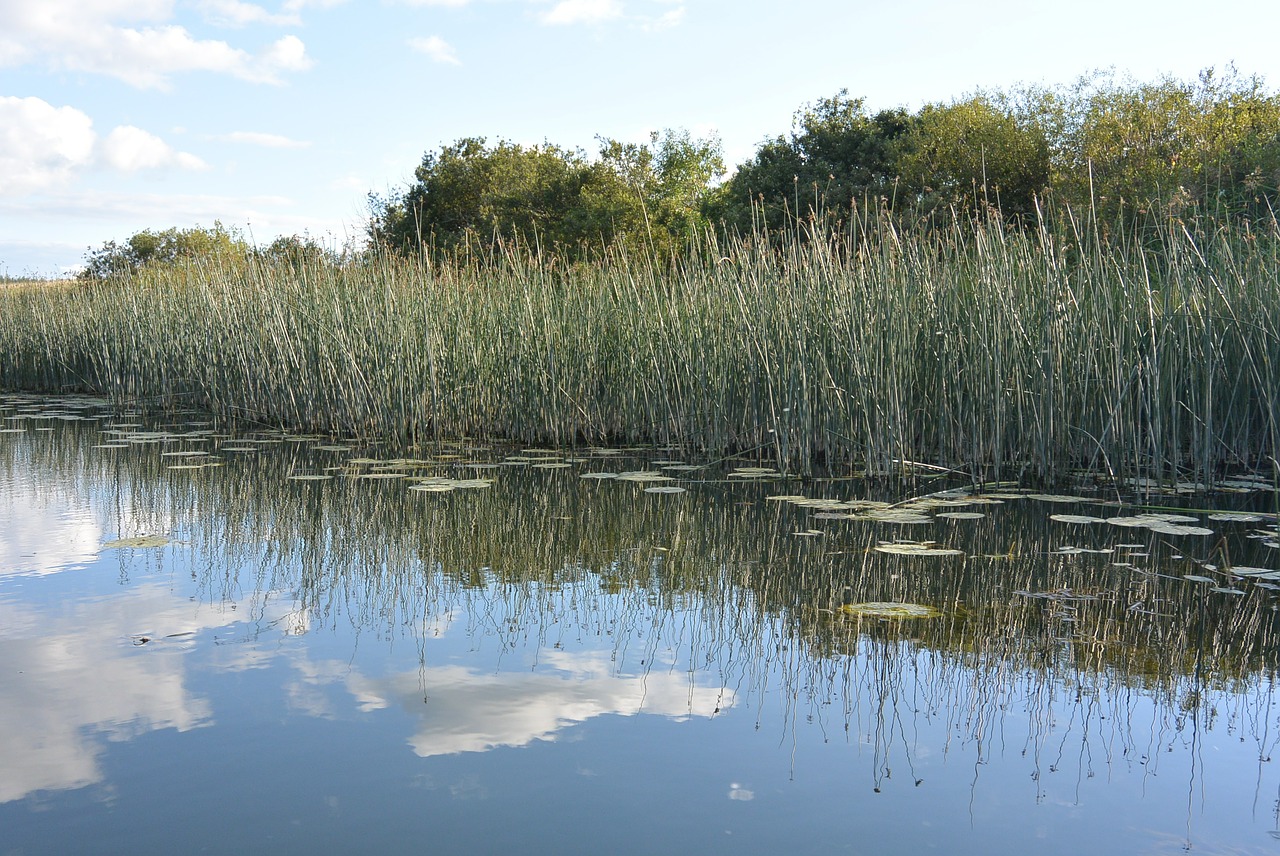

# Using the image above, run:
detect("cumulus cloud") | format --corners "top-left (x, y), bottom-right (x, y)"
top-left (221, 131), bottom-right (311, 148)
top-left (0, 0), bottom-right (313, 88)
top-left (283, 0), bottom-right (349, 10)
top-left (408, 35), bottom-right (461, 65)
top-left (643, 6), bottom-right (684, 30)
top-left (99, 126), bottom-right (209, 172)
top-left (0, 97), bottom-right (206, 195)
top-left (198, 0), bottom-right (300, 27)
top-left (399, 0), bottom-right (472, 6)
top-left (539, 0), bottom-right (623, 25)
top-left (0, 97), bottom-right (96, 195)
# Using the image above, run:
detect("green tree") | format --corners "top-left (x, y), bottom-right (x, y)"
top-left (898, 94), bottom-right (1050, 219)
top-left (369, 130), bottom-right (724, 259)
top-left (716, 90), bottom-right (915, 232)
top-left (80, 222), bottom-right (250, 280)
top-left (368, 137), bottom-right (592, 255)
top-left (1026, 68), bottom-right (1280, 223)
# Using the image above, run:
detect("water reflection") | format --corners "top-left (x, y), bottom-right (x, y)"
top-left (345, 650), bottom-right (729, 756)
top-left (0, 586), bottom-right (212, 802)
top-left (4, 393), bottom-right (1280, 853)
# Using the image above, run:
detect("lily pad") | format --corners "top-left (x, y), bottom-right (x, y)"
top-left (840, 602), bottom-right (942, 619)
top-left (103, 536), bottom-right (170, 549)
top-left (1230, 567), bottom-right (1280, 579)
top-left (617, 471), bottom-right (673, 483)
top-left (1050, 514), bottom-right (1108, 524)
top-left (644, 485), bottom-right (687, 494)
top-left (874, 542), bottom-right (963, 556)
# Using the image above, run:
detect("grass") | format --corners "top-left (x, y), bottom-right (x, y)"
top-left (2, 210), bottom-right (1279, 486)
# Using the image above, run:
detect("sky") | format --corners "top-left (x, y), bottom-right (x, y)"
top-left (3, 0), bottom-right (1279, 276)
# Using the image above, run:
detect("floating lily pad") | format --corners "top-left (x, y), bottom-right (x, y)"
top-left (532, 462), bottom-right (572, 469)
top-left (288, 474), bottom-right (332, 481)
top-left (644, 485), bottom-right (687, 494)
top-left (874, 543), bottom-right (963, 556)
top-left (1050, 514), bottom-right (1108, 524)
top-left (103, 536), bottom-right (170, 549)
top-left (936, 512), bottom-right (986, 520)
top-left (859, 510), bottom-right (933, 524)
top-left (1211, 587), bottom-right (1246, 595)
top-left (1027, 494), bottom-right (1094, 503)
top-left (1230, 567), bottom-right (1280, 579)
top-left (1183, 575), bottom-right (1216, 583)
top-left (580, 472), bottom-right (618, 480)
top-left (840, 602), bottom-right (941, 619)
top-left (1208, 512), bottom-right (1268, 522)
top-left (617, 471), bottom-right (673, 483)
top-left (1148, 524), bottom-right (1214, 536)
top-left (409, 483), bottom-right (454, 493)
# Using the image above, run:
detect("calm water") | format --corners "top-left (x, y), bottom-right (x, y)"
top-left (3, 393), bottom-right (1280, 855)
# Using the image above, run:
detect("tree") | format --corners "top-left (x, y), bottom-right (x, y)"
top-left (1025, 68), bottom-right (1280, 223)
top-left (716, 90), bottom-right (915, 232)
top-left (368, 137), bottom-right (592, 255)
top-left (80, 223), bottom-right (250, 280)
top-left (369, 130), bottom-right (724, 259)
top-left (897, 94), bottom-right (1050, 219)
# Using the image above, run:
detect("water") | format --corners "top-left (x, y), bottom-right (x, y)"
top-left (3, 394), bottom-right (1280, 855)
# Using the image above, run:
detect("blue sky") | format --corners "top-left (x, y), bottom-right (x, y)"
top-left (3, 0), bottom-right (1279, 275)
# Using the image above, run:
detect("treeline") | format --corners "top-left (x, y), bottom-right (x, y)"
top-left (80, 67), bottom-right (1280, 276)
top-left (366, 67), bottom-right (1280, 258)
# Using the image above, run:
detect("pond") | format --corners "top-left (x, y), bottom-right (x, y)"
top-left (3, 393), bottom-right (1280, 855)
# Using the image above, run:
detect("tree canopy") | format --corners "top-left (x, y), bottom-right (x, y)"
top-left (84, 68), bottom-right (1280, 274)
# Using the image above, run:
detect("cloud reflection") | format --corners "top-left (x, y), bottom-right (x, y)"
top-left (0, 587), bottom-right (214, 802)
top-left (0, 476), bottom-right (101, 576)
top-left (342, 650), bottom-right (733, 757)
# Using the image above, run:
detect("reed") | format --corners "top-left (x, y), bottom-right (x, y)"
top-left (2, 212), bottom-right (1278, 486)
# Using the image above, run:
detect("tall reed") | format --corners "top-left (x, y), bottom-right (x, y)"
top-left (2, 212), bottom-right (1278, 485)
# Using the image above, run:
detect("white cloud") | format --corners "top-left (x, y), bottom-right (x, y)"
top-left (643, 6), bottom-right (684, 30)
top-left (0, 97), bottom-right (96, 195)
top-left (408, 35), bottom-right (461, 65)
top-left (0, 0), bottom-right (313, 88)
top-left (198, 0), bottom-right (300, 26)
top-left (222, 131), bottom-right (311, 148)
top-left (539, 0), bottom-right (623, 25)
top-left (399, 0), bottom-right (472, 6)
top-left (0, 97), bottom-right (207, 196)
top-left (261, 33), bottom-right (312, 73)
top-left (340, 650), bottom-right (731, 757)
top-left (100, 126), bottom-right (209, 172)
top-left (0, 583), bottom-right (226, 802)
top-left (283, 0), bottom-right (349, 10)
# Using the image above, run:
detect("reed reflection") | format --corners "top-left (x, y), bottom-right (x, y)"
top-left (3, 392), bottom-right (1279, 835)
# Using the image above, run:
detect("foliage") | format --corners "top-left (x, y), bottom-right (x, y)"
top-left (368, 130), bottom-right (724, 260)
top-left (715, 90), bottom-right (914, 231)
top-left (8, 212), bottom-right (1280, 487)
top-left (897, 94), bottom-right (1050, 219)
top-left (79, 222), bottom-right (251, 280)
top-left (1022, 67), bottom-right (1280, 224)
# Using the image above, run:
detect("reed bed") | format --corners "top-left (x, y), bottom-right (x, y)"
top-left (3, 213), bottom-right (1279, 485)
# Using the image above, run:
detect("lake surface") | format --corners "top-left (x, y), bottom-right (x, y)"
top-left (3, 393), bottom-right (1280, 855)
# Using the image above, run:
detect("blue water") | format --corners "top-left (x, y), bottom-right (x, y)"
top-left (3, 395), bottom-right (1280, 855)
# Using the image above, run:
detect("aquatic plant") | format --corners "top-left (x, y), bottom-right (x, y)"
top-left (1, 211), bottom-right (1278, 488)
